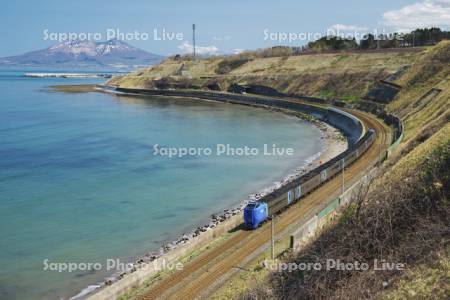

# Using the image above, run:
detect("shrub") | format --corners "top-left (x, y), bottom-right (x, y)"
top-left (216, 58), bottom-right (251, 74)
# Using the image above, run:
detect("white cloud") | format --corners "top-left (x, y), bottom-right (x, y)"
top-left (328, 24), bottom-right (368, 31)
top-left (382, 0), bottom-right (450, 31)
top-left (233, 48), bottom-right (245, 54)
top-left (177, 41), bottom-right (219, 55)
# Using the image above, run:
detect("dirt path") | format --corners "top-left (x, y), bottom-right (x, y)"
top-left (137, 109), bottom-right (388, 300)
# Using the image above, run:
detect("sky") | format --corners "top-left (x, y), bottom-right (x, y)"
top-left (0, 0), bottom-right (449, 57)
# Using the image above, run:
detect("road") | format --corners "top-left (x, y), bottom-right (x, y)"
top-left (137, 108), bottom-right (389, 300)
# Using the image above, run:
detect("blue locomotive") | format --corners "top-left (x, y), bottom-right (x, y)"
top-left (243, 202), bottom-right (268, 229)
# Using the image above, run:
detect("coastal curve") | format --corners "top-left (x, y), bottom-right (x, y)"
top-left (83, 86), bottom-right (368, 300)
top-left (99, 86), bottom-right (365, 144)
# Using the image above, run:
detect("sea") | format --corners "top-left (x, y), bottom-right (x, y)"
top-left (0, 69), bottom-right (323, 299)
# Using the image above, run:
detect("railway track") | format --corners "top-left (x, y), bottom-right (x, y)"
top-left (137, 108), bottom-right (389, 300)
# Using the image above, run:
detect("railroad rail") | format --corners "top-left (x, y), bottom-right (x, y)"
top-left (89, 87), bottom-right (391, 300)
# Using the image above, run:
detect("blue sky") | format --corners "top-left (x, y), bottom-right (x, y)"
top-left (1, 0), bottom-right (449, 56)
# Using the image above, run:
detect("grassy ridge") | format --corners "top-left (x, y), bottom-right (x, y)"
top-left (107, 49), bottom-right (423, 102)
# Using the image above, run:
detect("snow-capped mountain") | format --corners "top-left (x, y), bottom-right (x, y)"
top-left (0, 39), bottom-right (164, 70)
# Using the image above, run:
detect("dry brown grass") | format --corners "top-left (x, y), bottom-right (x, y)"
top-left (107, 48), bottom-right (423, 101)
top-left (238, 43), bottom-right (450, 299)
top-left (240, 125), bottom-right (450, 300)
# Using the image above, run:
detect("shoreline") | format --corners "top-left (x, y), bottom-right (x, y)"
top-left (25, 72), bottom-right (113, 78)
top-left (73, 102), bottom-right (347, 299)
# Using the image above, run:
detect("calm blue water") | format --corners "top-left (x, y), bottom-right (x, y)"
top-left (0, 70), bottom-right (323, 299)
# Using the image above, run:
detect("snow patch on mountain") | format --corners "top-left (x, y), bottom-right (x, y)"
top-left (0, 39), bottom-right (164, 70)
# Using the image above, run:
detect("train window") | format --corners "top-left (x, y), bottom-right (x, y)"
top-left (296, 185), bottom-right (301, 199)
top-left (288, 190), bottom-right (293, 204)
top-left (320, 170), bottom-right (327, 181)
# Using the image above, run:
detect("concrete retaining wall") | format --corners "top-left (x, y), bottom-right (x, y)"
top-left (326, 108), bottom-right (364, 144)
top-left (316, 197), bottom-right (340, 219)
top-left (290, 216), bottom-right (319, 252)
top-left (387, 130), bottom-right (404, 156)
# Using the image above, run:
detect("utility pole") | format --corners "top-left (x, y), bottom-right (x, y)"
top-left (341, 158), bottom-right (345, 194)
top-left (379, 139), bottom-right (382, 164)
top-left (192, 24), bottom-right (196, 61)
top-left (271, 216), bottom-right (275, 260)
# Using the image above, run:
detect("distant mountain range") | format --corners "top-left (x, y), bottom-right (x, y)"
top-left (0, 39), bottom-right (164, 70)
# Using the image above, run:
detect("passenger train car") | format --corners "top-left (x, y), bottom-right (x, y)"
top-left (243, 128), bottom-right (376, 229)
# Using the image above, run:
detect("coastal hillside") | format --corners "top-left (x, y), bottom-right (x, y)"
top-left (238, 125), bottom-right (449, 300)
top-left (107, 48), bottom-right (423, 102)
top-left (233, 41), bottom-right (449, 299)
top-left (105, 42), bottom-right (449, 300)
top-left (388, 41), bottom-right (450, 141)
